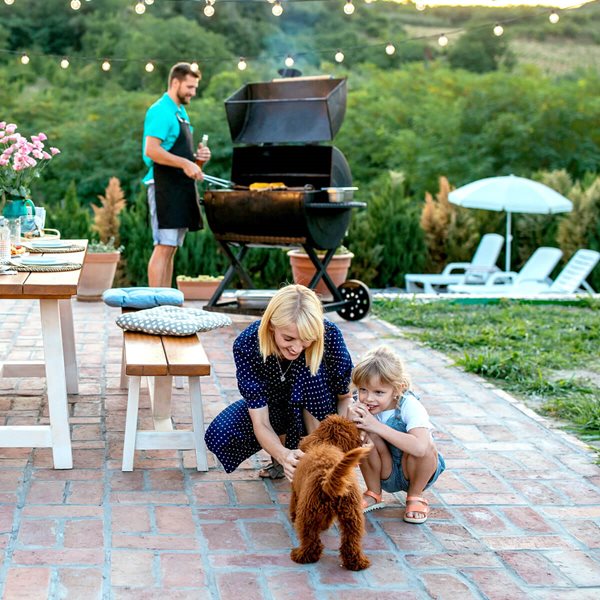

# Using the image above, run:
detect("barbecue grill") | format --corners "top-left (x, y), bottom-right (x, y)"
top-left (202, 75), bottom-right (370, 321)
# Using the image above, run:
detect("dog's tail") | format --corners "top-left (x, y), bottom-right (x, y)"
top-left (321, 446), bottom-right (371, 498)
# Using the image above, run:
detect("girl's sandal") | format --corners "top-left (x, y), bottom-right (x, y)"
top-left (404, 496), bottom-right (429, 524)
top-left (362, 490), bottom-right (386, 513)
top-left (258, 460), bottom-right (285, 480)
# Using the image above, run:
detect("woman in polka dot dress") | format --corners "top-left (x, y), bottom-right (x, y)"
top-left (204, 284), bottom-right (353, 481)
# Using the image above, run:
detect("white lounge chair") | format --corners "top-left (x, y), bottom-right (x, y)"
top-left (448, 247), bottom-right (563, 294)
top-left (451, 248), bottom-right (599, 297)
top-left (405, 233), bottom-right (504, 294)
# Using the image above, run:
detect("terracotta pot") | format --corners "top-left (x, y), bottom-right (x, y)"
top-left (176, 279), bottom-right (221, 301)
top-left (77, 251), bottom-right (120, 301)
top-left (287, 249), bottom-right (353, 300)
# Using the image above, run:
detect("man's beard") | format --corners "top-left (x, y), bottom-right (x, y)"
top-left (177, 92), bottom-right (191, 105)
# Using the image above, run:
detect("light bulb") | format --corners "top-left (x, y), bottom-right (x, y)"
top-left (4, 0), bottom-right (15, 6)
top-left (145, 0), bottom-right (154, 4)
top-left (343, 1), bottom-right (355, 15)
top-left (204, 4), bottom-right (215, 17)
top-left (238, 57), bottom-right (247, 71)
top-left (415, 1), bottom-right (426, 11)
top-left (60, 57), bottom-right (70, 69)
top-left (20, 53), bottom-right (30, 65)
top-left (284, 55), bottom-right (294, 68)
top-left (334, 51), bottom-right (344, 63)
top-left (134, 1), bottom-right (146, 15)
top-left (190, 62), bottom-right (199, 73)
top-left (549, 11), bottom-right (559, 24)
top-left (385, 43), bottom-right (395, 56)
top-left (145, 62), bottom-right (154, 72)
top-left (493, 24), bottom-right (504, 37)
top-left (70, 0), bottom-right (81, 10)
top-left (272, 1), bottom-right (283, 16)
top-left (101, 60), bottom-right (111, 72)
top-left (438, 34), bottom-right (448, 48)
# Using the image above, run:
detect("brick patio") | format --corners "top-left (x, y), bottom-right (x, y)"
top-left (0, 296), bottom-right (599, 599)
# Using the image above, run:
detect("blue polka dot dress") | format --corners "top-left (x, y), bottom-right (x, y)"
top-left (204, 319), bottom-right (353, 473)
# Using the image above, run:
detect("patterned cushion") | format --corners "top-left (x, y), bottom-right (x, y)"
top-left (116, 306), bottom-right (231, 336)
top-left (102, 287), bottom-right (184, 309)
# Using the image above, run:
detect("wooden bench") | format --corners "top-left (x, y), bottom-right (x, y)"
top-left (122, 331), bottom-right (211, 471)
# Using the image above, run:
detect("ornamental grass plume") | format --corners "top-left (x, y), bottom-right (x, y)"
top-left (91, 176), bottom-right (126, 247)
top-left (0, 121), bottom-right (60, 199)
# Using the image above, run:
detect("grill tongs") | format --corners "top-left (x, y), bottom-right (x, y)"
top-left (203, 174), bottom-right (300, 192)
top-left (202, 174), bottom-right (239, 189)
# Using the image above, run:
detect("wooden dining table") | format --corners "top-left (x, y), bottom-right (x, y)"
top-left (0, 239), bottom-right (87, 469)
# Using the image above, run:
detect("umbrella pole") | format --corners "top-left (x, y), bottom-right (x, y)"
top-left (505, 211), bottom-right (512, 272)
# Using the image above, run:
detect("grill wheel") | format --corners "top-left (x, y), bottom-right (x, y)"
top-left (336, 280), bottom-right (372, 321)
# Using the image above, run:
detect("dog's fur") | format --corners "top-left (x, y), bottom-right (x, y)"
top-left (289, 414), bottom-right (371, 570)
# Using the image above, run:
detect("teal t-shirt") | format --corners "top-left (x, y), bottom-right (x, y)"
top-left (142, 93), bottom-right (193, 183)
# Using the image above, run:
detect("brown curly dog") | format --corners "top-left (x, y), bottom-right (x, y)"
top-left (289, 414), bottom-right (371, 571)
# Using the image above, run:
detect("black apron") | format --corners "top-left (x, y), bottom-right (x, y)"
top-left (153, 114), bottom-right (203, 231)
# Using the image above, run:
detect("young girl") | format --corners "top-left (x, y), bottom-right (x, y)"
top-left (205, 284), bottom-right (354, 481)
top-left (350, 346), bottom-right (445, 523)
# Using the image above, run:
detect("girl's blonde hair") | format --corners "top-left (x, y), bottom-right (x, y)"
top-left (351, 345), bottom-right (411, 399)
top-left (258, 284), bottom-right (324, 376)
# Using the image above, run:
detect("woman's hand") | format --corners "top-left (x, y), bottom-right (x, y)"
top-left (282, 448), bottom-right (304, 481)
top-left (350, 402), bottom-right (379, 434)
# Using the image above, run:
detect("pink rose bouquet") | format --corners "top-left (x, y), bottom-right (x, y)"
top-left (0, 121), bottom-right (60, 200)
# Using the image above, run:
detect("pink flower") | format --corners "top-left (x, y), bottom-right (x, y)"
top-left (5, 124), bottom-right (17, 134)
top-left (0, 122), bottom-right (5, 129)
top-left (42, 151), bottom-right (51, 160)
top-left (37, 132), bottom-right (47, 141)
top-left (50, 147), bottom-right (60, 156)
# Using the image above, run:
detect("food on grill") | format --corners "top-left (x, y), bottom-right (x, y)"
top-left (11, 244), bottom-right (27, 256)
top-left (249, 182), bottom-right (287, 191)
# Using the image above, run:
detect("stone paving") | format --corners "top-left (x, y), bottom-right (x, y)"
top-left (0, 296), bottom-right (599, 599)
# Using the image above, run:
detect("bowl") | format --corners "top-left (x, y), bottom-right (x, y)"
top-left (322, 187), bottom-right (358, 202)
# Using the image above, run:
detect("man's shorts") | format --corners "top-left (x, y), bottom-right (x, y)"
top-left (147, 183), bottom-right (187, 247)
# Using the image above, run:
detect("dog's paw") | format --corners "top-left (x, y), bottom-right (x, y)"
top-left (290, 547), bottom-right (320, 564)
top-left (341, 554), bottom-right (371, 571)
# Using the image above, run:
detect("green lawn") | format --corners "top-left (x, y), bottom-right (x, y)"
top-left (373, 297), bottom-right (600, 447)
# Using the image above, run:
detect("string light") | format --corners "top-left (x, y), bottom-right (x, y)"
top-left (385, 43), bottom-right (395, 56)
top-left (20, 53), bottom-right (30, 65)
top-left (145, 0), bottom-right (154, 4)
top-left (272, 1), bottom-right (283, 16)
top-left (343, 1), bottom-right (355, 15)
top-left (415, 1), bottom-right (426, 11)
top-left (204, 1), bottom-right (215, 17)
top-left (60, 57), bottom-right (70, 69)
top-left (237, 57), bottom-right (247, 71)
top-left (437, 34), bottom-right (448, 47)
top-left (334, 50), bottom-right (344, 63)
top-left (284, 55), bottom-right (294, 68)
top-left (493, 24), bottom-right (504, 37)
top-left (70, 0), bottom-right (81, 10)
top-left (549, 11), bottom-right (560, 24)
top-left (134, 1), bottom-right (146, 14)
top-left (145, 61), bottom-right (154, 72)
top-left (101, 59), bottom-right (111, 72)
top-left (190, 62), bottom-right (200, 73)
top-left (4, 0), bottom-right (15, 6)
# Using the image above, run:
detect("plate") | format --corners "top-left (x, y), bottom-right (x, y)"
top-left (27, 239), bottom-right (69, 249)
top-left (19, 256), bottom-right (62, 266)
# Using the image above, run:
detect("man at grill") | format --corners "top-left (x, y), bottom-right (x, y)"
top-left (205, 285), bottom-right (354, 481)
top-left (142, 62), bottom-right (211, 287)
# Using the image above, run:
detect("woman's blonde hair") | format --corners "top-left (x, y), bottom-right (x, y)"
top-left (258, 284), bottom-right (324, 375)
top-left (351, 345), bottom-right (411, 399)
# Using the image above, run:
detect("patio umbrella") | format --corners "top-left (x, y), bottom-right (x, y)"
top-left (448, 174), bottom-right (573, 271)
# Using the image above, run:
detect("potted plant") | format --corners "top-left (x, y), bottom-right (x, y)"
top-left (176, 274), bottom-right (224, 301)
top-left (77, 177), bottom-right (125, 301)
top-left (287, 245), bottom-right (354, 300)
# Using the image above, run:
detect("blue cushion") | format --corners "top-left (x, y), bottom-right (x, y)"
top-left (102, 287), bottom-right (184, 309)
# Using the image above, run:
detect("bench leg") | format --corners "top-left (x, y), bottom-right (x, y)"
top-left (122, 375), bottom-right (141, 471)
top-left (120, 344), bottom-right (128, 389)
top-left (189, 376), bottom-right (208, 472)
top-left (148, 376), bottom-right (173, 431)
top-left (174, 376), bottom-right (184, 389)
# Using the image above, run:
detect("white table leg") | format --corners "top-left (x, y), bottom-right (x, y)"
top-left (40, 299), bottom-right (73, 469)
top-left (189, 377), bottom-right (207, 471)
top-left (147, 376), bottom-right (174, 432)
top-left (59, 299), bottom-right (78, 395)
top-left (122, 375), bottom-right (141, 471)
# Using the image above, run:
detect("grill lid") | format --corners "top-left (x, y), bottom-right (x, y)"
top-left (225, 77), bottom-right (347, 144)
